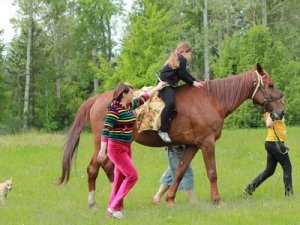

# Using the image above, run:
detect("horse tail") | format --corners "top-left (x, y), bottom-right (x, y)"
top-left (58, 95), bottom-right (97, 185)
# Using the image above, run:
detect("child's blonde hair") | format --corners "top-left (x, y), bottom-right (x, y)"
top-left (165, 42), bottom-right (192, 69)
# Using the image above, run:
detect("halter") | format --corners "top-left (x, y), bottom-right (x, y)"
top-left (251, 70), bottom-right (282, 113)
top-left (251, 71), bottom-right (265, 99)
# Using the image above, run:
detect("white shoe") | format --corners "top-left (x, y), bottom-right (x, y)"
top-left (107, 208), bottom-right (124, 219)
top-left (112, 211), bottom-right (124, 219)
top-left (158, 131), bottom-right (172, 143)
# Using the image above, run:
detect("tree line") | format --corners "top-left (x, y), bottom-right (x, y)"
top-left (0, 0), bottom-right (299, 134)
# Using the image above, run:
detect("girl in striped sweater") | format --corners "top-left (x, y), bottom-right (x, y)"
top-left (97, 81), bottom-right (166, 219)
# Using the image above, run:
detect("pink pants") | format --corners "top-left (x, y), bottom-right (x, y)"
top-left (107, 140), bottom-right (138, 211)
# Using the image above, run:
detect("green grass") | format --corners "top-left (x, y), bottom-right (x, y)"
top-left (0, 128), bottom-right (300, 225)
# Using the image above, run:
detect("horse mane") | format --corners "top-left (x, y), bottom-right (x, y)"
top-left (205, 70), bottom-right (255, 112)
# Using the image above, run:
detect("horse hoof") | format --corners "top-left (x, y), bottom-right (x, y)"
top-left (89, 203), bottom-right (99, 212)
top-left (212, 199), bottom-right (225, 208)
top-left (166, 200), bottom-right (175, 208)
top-left (167, 202), bottom-right (175, 208)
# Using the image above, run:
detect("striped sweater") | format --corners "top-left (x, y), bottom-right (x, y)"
top-left (101, 94), bottom-right (150, 143)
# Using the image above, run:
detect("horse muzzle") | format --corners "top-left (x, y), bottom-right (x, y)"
top-left (270, 110), bottom-right (284, 120)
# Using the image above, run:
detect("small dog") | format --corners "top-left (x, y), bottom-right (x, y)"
top-left (0, 178), bottom-right (13, 201)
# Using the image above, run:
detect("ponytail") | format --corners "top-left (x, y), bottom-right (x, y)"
top-left (165, 42), bottom-right (192, 69)
top-left (113, 83), bottom-right (133, 102)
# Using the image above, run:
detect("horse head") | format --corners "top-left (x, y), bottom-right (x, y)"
top-left (251, 63), bottom-right (284, 120)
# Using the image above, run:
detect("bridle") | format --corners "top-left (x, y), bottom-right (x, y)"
top-left (251, 71), bottom-right (282, 113)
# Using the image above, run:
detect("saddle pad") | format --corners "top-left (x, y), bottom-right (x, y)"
top-left (134, 86), bottom-right (165, 133)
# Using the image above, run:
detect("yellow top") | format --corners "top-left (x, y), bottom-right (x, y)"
top-left (264, 112), bottom-right (287, 142)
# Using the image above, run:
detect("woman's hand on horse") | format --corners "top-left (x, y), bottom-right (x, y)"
top-left (193, 81), bottom-right (205, 88)
top-left (147, 81), bottom-right (168, 96)
top-left (156, 81), bottom-right (167, 91)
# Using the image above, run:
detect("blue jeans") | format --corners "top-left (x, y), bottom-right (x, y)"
top-left (159, 145), bottom-right (194, 190)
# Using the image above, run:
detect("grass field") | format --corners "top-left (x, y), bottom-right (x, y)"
top-left (0, 128), bottom-right (299, 225)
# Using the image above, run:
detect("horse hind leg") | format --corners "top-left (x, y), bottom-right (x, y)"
top-left (101, 156), bottom-right (114, 183)
top-left (87, 158), bottom-right (100, 210)
top-left (87, 154), bottom-right (114, 210)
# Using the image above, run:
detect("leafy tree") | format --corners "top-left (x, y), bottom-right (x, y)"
top-left (75, 0), bottom-right (122, 90)
top-left (283, 61), bottom-right (300, 126)
top-left (4, 35), bottom-right (26, 132)
top-left (267, 0), bottom-right (300, 61)
top-left (35, 0), bottom-right (79, 130)
top-left (4, 0), bottom-right (123, 132)
top-left (210, 35), bottom-right (240, 77)
top-left (102, 0), bottom-right (186, 90)
top-left (1, 0), bottom-right (299, 132)
top-left (211, 25), bottom-right (289, 128)
top-left (0, 30), bottom-right (6, 124)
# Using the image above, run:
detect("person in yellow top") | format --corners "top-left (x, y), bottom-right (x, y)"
top-left (244, 105), bottom-right (293, 196)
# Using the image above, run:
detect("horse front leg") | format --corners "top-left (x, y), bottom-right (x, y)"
top-left (166, 146), bottom-right (198, 206)
top-left (201, 142), bottom-right (224, 206)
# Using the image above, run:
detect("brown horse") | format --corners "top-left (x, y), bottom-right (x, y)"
top-left (58, 63), bottom-right (284, 208)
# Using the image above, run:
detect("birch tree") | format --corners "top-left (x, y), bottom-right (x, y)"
top-left (262, 0), bottom-right (267, 26)
top-left (0, 31), bottom-right (6, 122)
top-left (203, 0), bottom-right (209, 80)
top-left (23, 1), bottom-right (33, 129)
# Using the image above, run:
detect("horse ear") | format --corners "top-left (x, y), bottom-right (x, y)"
top-left (256, 63), bottom-right (264, 75)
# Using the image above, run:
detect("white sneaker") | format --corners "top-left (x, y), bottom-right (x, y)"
top-left (158, 130), bottom-right (172, 143)
top-left (112, 211), bottom-right (124, 219)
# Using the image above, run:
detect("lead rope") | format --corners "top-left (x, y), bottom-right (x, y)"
top-left (272, 127), bottom-right (288, 154)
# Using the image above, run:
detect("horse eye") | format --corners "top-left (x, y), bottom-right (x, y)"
top-left (269, 84), bottom-right (274, 88)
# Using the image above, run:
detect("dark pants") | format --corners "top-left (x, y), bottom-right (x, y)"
top-left (247, 141), bottom-right (292, 194)
top-left (159, 86), bottom-right (175, 132)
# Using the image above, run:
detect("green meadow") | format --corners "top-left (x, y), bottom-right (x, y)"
top-left (0, 128), bottom-right (299, 225)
